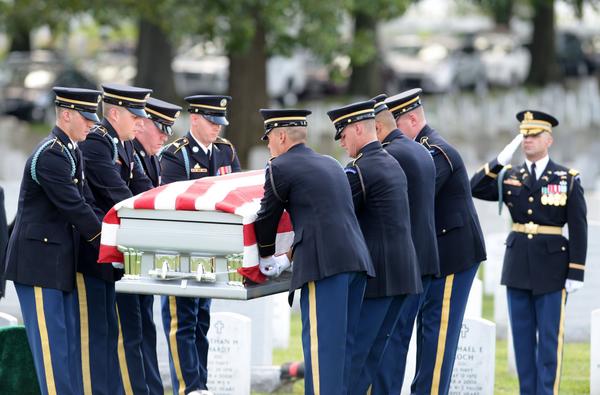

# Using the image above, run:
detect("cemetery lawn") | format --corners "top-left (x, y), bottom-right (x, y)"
top-left (258, 295), bottom-right (590, 394)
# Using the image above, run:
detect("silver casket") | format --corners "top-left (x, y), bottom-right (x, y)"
top-left (113, 207), bottom-right (291, 300)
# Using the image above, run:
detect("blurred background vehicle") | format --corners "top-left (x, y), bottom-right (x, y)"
top-left (0, 50), bottom-right (96, 123)
top-left (556, 30), bottom-right (590, 77)
top-left (173, 42), bottom-right (308, 105)
top-left (383, 35), bottom-right (487, 93)
top-left (475, 32), bottom-right (531, 87)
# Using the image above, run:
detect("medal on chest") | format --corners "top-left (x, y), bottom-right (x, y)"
top-left (541, 181), bottom-right (567, 206)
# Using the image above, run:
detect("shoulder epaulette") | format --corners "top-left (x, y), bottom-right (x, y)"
top-left (420, 136), bottom-right (453, 172)
top-left (159, 137), bottom-right (191, 179)
top-left (173, 137), bottom-right (189, 154)
top-left (215, 136), bottom-right (236, 162)
top-left (91, 124), bottom-right (108, 137)
top-left (568, 169), bottom-right (579, 177)
top-left (30, 138), bottom-right (76, 185)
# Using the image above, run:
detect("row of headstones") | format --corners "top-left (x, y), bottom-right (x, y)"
top-left (205, 278), bottom-right (496, 395)
top-left (204, 282), bottom-right (600, 394)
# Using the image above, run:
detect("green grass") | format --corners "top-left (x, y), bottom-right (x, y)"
top-left (253, 295), bottom-right (590, 394)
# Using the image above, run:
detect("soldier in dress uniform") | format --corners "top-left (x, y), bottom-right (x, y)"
top-left (78, 83), bottom-right (154, 395)
top-left (385, 88), bottom-right (487, 394)
top-left (370, 94), bottom-right (440, 394)
top-left (4, 87), bottom-right (102, 395)
top-left (159, 95), bottom-right (239, 395)
top-left (471, 110), bottom-right (587, 395)
top-left (115, 97), bottom-right (181, 395)
top-left (254, 108), bottom-right (374, 395)
top-left (327, 100), bottom-right (422, 394)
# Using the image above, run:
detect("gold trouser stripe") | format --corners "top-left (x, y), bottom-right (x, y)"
top-left (553, 289), bottom-right (567, 395)
top-left (168, 296), bottom-right (187, 395)
top-left (431, 275), bottom-right (454, 395)
top-left (76, 274), bottom-right (93, 395)
top-left (34, 287), bottom-right (57, 395)
top-left (308, 282), bottom-right (320, 395)
top-left (116, 307), bottom-right (134, 395)
top-left (366, 384), bottom-right (372, 394)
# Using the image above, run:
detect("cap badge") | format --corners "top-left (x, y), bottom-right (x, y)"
top-left (524, 111), bottom-right (534, 121)
top-left (220, 98), bottom-right (227, 107)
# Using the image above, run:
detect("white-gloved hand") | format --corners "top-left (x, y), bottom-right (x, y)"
top-left (497, 134), bottom-right (524, 165)
top-left (273, 254), bottom-right (291, 276)
top-left (112, 262), bottom-right (124, 269)
top-left (259, 256), bottom-right (278, 277)
top-left (565, 279), bottom-right (584, 293)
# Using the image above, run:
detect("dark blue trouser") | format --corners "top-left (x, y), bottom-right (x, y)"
top-left (161, 296), bottom-right (211, 394)
top-left (15, 283), bottom-right (82, 395)
top-left (507, 287), bottom-right (567, 395)
top-left (372, 275), bottom-right (432, 394)
top-left (300, 272), bottom-right (366, 395)
top-left (76, 273), bottom-right (123, 395)
top-left (411, 263), bottom-right (479, 395)
top-left (348, 294), bottom-right (407, 395)
top-left (116, 293), bottom-right (163, 395)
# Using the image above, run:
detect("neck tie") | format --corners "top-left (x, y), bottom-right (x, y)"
top-left (531, 162), bottom-right (537, 181)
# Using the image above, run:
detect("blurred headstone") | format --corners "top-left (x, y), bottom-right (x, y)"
top-left (465, 277), bottom-right (482, 318)
top-left (211, 297), bottom-right (274, 366)
top-left (401, 324), bottom-right (417, 395)
top-left (591, 309), bottom-right (600, 394)
top-left (449, 318), bottom-right (496, 395)
top-left (207, 312), bottom-right (251, 395)
top-left (270, 293), bottom-right (291, 349)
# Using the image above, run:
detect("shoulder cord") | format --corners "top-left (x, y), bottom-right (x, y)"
top-left (31, 139), bottom-right (76, 185)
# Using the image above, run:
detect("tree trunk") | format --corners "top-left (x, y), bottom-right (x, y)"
top-left (527, 0), bottom-right (558, 85)
top-left (134, 18), bottom-right (178, 103)
top-left (487, 0), bottom-right (513, 29)
top-left (348, 11), bottom-right (381, 97)
top-left (226, 16), bottom-right (268, 168)
top-left (8, 22), bottom-right (31, 52)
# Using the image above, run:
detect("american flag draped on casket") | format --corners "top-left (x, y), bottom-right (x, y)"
top-left (98, 170), bottom-right (293, 285)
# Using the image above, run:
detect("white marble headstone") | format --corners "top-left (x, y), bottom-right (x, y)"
top-left (591, 309), bottom-right (600, 394)
top-left (207, 312), bottom-right (251, 395)
top-left (465, 277), bottom-right (483, 318)
top-left (449, 317), bottom-right (496, 395)
top-left (269, 293), bottom-right (291, 349)
top-left (211, 297), bottom-right (274, 365)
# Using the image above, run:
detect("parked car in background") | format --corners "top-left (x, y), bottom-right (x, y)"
top-left (556, 30), bottom-right (590, 77)
top-left (0, 50), bottom-right (97, 122)
top-left (173, 42), bottom-right (308, 105)
top-left (475, 32), bottom-right (531, 87)
top-left (383, 35), bottom-right (487, 93)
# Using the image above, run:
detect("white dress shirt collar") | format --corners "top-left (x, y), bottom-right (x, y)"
top-left (525, 155), bottom-right (549, 180)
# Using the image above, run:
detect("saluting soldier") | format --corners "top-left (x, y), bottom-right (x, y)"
top-left (370, 94), bottom-right (440, 394)
top-left (327, 100), bottom-right (422, 394)
top-left (471, 110), bottom-right (587, 395)
top-left (254, 108), bottom-right (374, 395)
top-left (159, 95), bottom-right (239, 395)
top-left (115, 97), bottom-right (181, 395)
top-left (78, 83), bottom-right (154, 395)
top-left (385, 88), bottom-right (486, 394)
top-left (5, 87), bottom-right (102, 395)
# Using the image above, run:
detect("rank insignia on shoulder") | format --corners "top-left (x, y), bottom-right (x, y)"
top-left (503, 179), bottom-right (522, 187)
top-left (568, 169), bottom-right (580, 177)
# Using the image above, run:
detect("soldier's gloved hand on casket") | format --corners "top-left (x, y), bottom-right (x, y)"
top-left (259, 256), bottom-right (278, 277)
top-left (497, 134), bottom-right (524, 165)
top-left (565, 279), bottom-right (583, 293)
top-left (273, 254), bottom-right (291, 276)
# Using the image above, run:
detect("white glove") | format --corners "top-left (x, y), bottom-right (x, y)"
top-left (259, 256), bottom-right (278, 277)
top-left (112, 262), bottom-right (124, 269)
top-left (565, 279), bottom-right (583, 293)
top-left (273, 254), bottom-right (291, 275)
top-left (497, 134), bottom-right (523, 165)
